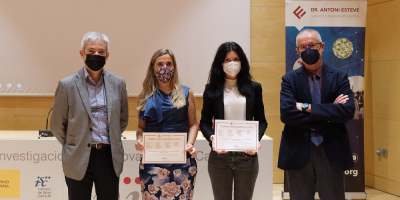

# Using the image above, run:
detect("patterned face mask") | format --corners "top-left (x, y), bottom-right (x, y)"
top-left (155, 66), bottom-right (174, 83)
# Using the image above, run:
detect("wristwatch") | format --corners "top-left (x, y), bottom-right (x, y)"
top-left (302, 103), bottom-right (309, 112)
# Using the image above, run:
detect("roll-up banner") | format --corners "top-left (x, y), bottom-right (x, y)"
top-left (284, 0), bottom-right (367, 199)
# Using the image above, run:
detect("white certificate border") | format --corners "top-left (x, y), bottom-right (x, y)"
top-left (214, 120), bottom-right (259, 152)
top-left (142, 133), bottom-right (187, 164)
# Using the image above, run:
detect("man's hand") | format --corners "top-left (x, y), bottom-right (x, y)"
top-left (296, 102), bottom-right (303, 111)
top-left (296, 102), bottom-right (311, 113)
top-left (334, 94), bottom-right (349, 104)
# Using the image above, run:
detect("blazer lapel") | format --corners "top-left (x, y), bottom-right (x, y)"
top-left (75, 68), bottom-right (91, 118)
top-left (321, 64), bottom-right (334, 103)
top-left (296, 66), bottom-right (313, 103)
top-left (104, 71), bottom-right (114, 124)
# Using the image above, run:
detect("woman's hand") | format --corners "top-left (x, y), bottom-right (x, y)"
top-left (211, 135), bottom-right (228, 154)
top-left (244, 143), bottom-right (261, 155)
top-left (135, 139), bottom-right (145, 152)
top-left (185, 143), bottom-right (197, 158)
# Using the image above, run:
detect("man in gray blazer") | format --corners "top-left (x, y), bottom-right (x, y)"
top-left (50, 32), bottom-right (129, 200)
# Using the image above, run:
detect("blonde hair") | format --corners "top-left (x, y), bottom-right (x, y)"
top-left (137, 48), bottom-right (186, 111)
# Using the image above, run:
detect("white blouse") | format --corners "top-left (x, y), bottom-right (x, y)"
top-left (223, 78), bottom-right (246, 120)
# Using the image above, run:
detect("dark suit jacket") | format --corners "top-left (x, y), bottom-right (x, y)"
top-left (278, 64), bottom-right (355, 171)
top-left (200, 81), bottom-right (268, 144)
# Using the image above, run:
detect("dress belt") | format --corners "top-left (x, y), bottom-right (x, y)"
top-left (91, 143), bottom-right (110, 149)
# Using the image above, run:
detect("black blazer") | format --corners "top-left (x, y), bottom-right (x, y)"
top-left (200, 81), bottom-right (268, 144)
top-left (279, 64), bottom-right (355, 171)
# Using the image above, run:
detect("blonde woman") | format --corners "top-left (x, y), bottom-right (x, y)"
top-left (135, 48), bottom-right (198, 200)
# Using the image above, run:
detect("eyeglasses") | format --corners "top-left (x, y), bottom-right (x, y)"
top-left (297, 43), bottom-right (322, 52)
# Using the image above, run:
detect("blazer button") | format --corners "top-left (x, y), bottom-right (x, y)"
top-left (87, 144), bottom-right (90, 147)
top-left (90, 128), bottom-right (93, 131)
top-left (311, 128), bottom-right (315, 132)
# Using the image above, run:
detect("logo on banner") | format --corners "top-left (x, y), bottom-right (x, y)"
top-left (293, 6), bottom-right (306, 19)
top-left (0, 170), bottom-right (20, 198)
top-left (35, 176), bottom-right (51, 187)
top-left (345, 170), bottom-right (358, 177)
top-left (353, 153), bottom-right (358, 162)
top-left (35, 176), bottom-right (52, 198)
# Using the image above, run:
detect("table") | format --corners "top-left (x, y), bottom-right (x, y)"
top-left (0, 131), bottom-right (272, 199)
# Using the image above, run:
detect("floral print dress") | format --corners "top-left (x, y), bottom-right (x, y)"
top-left (139, 86), bottom-right (197, 200)
top-left (139, 159), bottom-right (197, 200)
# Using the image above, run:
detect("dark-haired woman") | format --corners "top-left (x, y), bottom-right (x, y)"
top-left (200, 42), bottom-right (268, 200)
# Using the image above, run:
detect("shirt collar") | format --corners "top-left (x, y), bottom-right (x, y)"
top-left (83, 67), bottom-right (104, 80)
top-left (305, 64), bottom-right (323, 78)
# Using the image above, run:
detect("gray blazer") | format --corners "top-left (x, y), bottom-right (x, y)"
top-left (50, 68), bottom-right (129, 180)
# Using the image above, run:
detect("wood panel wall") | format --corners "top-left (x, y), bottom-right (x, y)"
top-left (1, 0), bottom-right (399, 196)
top-left (364, 0), bottom-right (400, 196)
top-left (250, 0), bottom-right (286, 183)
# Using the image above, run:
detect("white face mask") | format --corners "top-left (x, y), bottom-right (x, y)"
top-left (223, 61), bottom-right (241, 77)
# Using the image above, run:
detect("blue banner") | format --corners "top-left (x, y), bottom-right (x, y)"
top-left (284, 0), bottom-right (367, 199)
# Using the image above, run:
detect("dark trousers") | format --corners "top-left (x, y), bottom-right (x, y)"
top-left (286, 143), bottom-right (345, 200)
top-left (65, 146), bottom-right (119, 200)
top-left (208, 151), bottom-right (259, 200)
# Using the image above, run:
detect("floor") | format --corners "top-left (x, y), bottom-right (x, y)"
top-left (272, 184), bottom-right (400, 200)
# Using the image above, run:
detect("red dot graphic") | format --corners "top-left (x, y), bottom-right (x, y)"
top-left (135, 177), bottom-right (141, 184)
top-left (123, 177), bottom-right (131, 184)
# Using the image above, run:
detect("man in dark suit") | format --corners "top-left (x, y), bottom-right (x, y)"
top-left (51, 32), bottom-right (129, 200)
top-left (278, 29), bottom-right (355, 200)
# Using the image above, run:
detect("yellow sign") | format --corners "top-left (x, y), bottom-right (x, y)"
top-left (0, 169), bottom-right (20, 198)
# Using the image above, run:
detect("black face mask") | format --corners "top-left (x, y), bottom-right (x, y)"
top-left (300, 47), bottom-right (320, 65)
top-left (85, 54), bottom-right (106, 71)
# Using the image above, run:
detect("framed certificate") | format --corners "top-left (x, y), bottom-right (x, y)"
top-left (142, 132), bottom-right (187, 164)
top-left (214, 120), bottom-right (259, 151)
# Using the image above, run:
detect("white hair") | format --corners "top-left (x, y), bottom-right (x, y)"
top-left (81, 32), bottom-right (109, 52)
top-left (296, 29), bottom-right (322, 47)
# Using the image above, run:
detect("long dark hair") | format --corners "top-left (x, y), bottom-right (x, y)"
top-left (207, 42), bottom-right (253, 99)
